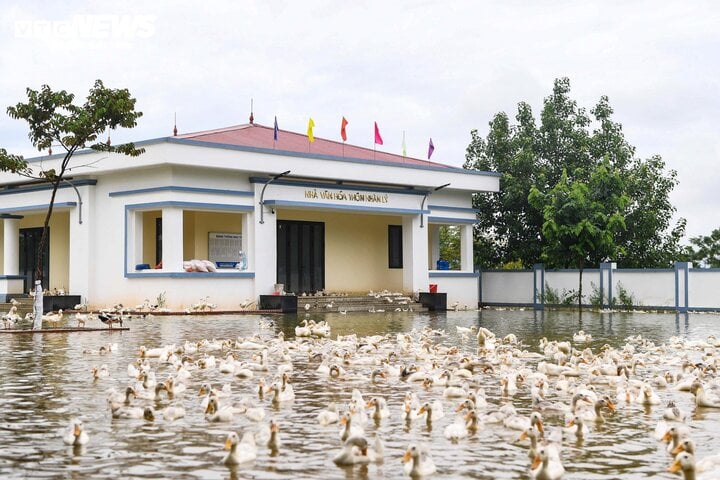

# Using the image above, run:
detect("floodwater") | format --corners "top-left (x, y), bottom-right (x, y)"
top-left (0, 309), bottom-right (718, 479)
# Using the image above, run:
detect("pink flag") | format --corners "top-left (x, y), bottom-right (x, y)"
top-left (428, 138), bottom-right (435, 159)
top-left (374, 122), bottom-right (383, 145)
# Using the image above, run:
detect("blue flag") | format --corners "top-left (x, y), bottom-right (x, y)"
top-left (273, 116), bottom-right (279, 141)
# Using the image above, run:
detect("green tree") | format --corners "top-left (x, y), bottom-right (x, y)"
top-left (464, 77), bottom-right (684, 269)
top-left (1, 80), bottom-right (143, 328)
top-left (686, 228), bottom-right (720, 267)
top-left (438, 226), bottom-right (461, 269)
top-left (529, 162), bottom-right (628, 308)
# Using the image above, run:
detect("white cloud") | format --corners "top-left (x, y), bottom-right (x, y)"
top-left (1, 0), bottom-right (718, 240)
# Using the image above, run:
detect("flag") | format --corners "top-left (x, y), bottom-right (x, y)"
top-left (307, 117), bottom-right (315, 143)
top-left (273, 116), bottom-right (279, 141)
top-left (374, 122), bottom-right (383, 145)
top-left (428, 138), bottom-right (435, 159)
top-left (402, 131), bottom-right (407, 157)
top-left (341, 117), bottom-right (348, 142)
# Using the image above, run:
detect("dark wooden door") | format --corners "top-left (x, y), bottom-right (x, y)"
top-left (277, 220), bottom-right (324, 295)
top-left (19, 227), bottom-right (49, 293)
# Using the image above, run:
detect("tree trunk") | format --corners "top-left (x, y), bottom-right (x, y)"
top-left (31, 177), bottom-right (61, 330)
top-left (578, 264), bottom-right (584, 311)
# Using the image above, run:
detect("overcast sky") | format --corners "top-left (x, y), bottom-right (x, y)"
top-left (1, 1), bottom-right (718, 241)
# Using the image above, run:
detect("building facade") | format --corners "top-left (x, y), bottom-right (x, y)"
top-left (0, 123), bottom-right (499, 310)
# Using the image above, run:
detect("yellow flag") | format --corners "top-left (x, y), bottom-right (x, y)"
top-left (307, 117), bottom-right (315, 143)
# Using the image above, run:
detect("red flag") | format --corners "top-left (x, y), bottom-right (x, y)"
top-left (374, 122), bottom-right (383, 145)
top-left (428, 138), bottom-right (435, 159)
top-left (341, 117), bottom-right (348, 142)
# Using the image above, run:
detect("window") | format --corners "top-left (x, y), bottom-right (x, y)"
top-left (388, 225), bottom-right (403, 268)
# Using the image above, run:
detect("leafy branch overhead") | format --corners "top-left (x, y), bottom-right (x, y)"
top-left (464, 77), bottom-right (684, 269)
top-left (1, 80), bottom-right (143, 328)
top-left (3, 79), bottom-right (144, 179)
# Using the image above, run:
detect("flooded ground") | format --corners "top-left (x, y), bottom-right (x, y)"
top-left (0, 309), bottom-right (718, 479)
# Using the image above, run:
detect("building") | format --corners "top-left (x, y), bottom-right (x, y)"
top-left (0, 121), bottom-right (500, 310)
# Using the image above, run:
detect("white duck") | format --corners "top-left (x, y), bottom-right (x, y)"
top-left (671, 438), bottom-right (720, 474)
top-left (366, 397), bottom-right (390, 422)
top-left (531, 445), bottom-right (565, 480)
top-left (222, 431), bottom-right (257, 465)
top-left (565, 414), bottom-right (589, 440)
top-left (691, 382), bottom-right (720, 408)
top-left (403, 444), bottom-right (437, 477)
top-left (62, 418), bottom-right (89, 446)
top-left (338, 412), bottom-right (364, 442)
top-left (333, 435), bottom-right (372, 465)
top-left (317, 402), bottom-right (340, 425)
top-left (668, 452), bottom-right (719, 480)
top-left (162, 404), bottom-right (186, 421)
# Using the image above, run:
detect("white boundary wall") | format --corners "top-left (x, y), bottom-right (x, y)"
top-left (480, 263), bottom-right (720, 312)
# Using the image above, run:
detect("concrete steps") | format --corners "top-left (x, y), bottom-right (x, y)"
top-left (297, 293), bottom-right (426, 313)
top-left (0, 296), bottom-right (33, 318)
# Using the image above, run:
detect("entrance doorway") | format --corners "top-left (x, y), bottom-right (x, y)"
top-left (19, 227), bottom-right (49, 293)
top-left (277, 220), bottom-right (324, 294)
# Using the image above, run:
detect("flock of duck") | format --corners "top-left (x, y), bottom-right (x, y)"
top-left (61, 316), bottom-right (720, 479)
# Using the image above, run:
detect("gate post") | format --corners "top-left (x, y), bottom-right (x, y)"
top-left (533, 263), bottom-right (545, 311)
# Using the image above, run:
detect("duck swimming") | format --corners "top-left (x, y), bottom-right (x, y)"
top-left (62, 418), bottom-right (89, 446)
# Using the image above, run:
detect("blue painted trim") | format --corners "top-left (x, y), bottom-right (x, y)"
top-left (124, 206), bottom-right (129, 277)
top-left (426, 216), bottom-right (477, 225)
top-left (25, 138), bottom-right (169, 163)
top-left (481, 268), bottom-right (532, 273)
top-left (0, 179), bottom-right (97, 196)
top-left (690, 268), bottom-right (720, 273)
top-left (0, 201), bottom-right (77, 213)
top-left (126, 271), bottom-right (255, 279)
top-left (428, 204), bottom-right (479, 213)
top-left (110, 186), bottom-right (254, 198)
top-left (249, 177), bottom-right (427, 196)
top-left (0, 275), bottom-right (24, 280)
top-left (169, 137), bottom-right (502, 178)
top-left (123, 202), bottom-right (252, 277)
top-left (125, 201), bottom-right (253, 212)
top-left (429, 271), bottom-right (479, 278)
top-left (0, 214), bottom-right (24, 219)
top-left (262, 199), bottom-right (429, 215)
top-left (533, 263), bottom-right (545, 310)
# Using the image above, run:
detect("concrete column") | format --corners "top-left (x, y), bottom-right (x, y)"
top-left (242, 213), bottom-right (252, 271)
top-left (253, 188), bottom-right (277, 297)
top-left (599, 262), bottom-right (616, 309)
top-left (533, 263), bottom-right (545, 311)
top-left (2, 217), bottom-right (20, 275)
top-left (460, 224), bottom-right (474, 271)
top-left (161, 207), bottom-right (184, 272)
top-left (68, 189), bottom-right (90, 300)
top-left (402, 214), bottom-right (429, 294)
top-left (675, 261), bottom-right (692, 313)
top-left (131, 210), bottom-right (144, 266)
top-left (430, 225), bottom-right (440, 269)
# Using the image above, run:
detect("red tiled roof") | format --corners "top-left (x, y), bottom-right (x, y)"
top-left (176, 123), bottom-right (457, 169)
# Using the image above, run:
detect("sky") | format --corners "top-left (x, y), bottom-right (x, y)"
top-left (1, 1), bottom-right (718, 241)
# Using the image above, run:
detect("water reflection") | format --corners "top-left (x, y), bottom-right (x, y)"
top-left (0, 310), bottom-right (717, 479)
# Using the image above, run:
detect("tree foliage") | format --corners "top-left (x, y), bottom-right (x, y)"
top-left (464, 77), bottom-right (684, 269)
top-left (686, 228), bottom-right (720, 267)
top-left (529, 163), bottom-right (628, 306)
top-left (2, 80), bottom-right (143, 327)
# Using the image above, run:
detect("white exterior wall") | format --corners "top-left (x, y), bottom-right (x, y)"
top-left (688, 270), bottom-right (720, 309)
top-left (612, 270), bottom-right (676, 308)
top-left (429, 275), bottom-right (478, 307)
top-left (545, 270), bottom-right (599, 302)
top-left (481, 271), bottom-right (535, 304)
